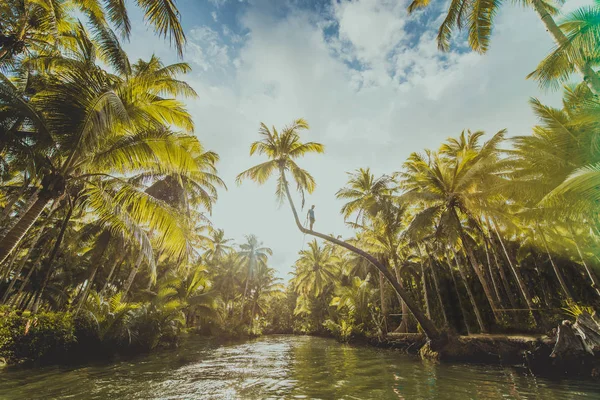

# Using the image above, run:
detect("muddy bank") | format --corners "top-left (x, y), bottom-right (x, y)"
top-left (363, 313), bottom-right (600, 378)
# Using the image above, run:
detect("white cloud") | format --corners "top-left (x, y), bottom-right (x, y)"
top-left (211, 11), bottom-right (218, 22)
top-left (187, 26), bottom-right (230, 71)
top-left (124, 0), bottom-right (581, 277)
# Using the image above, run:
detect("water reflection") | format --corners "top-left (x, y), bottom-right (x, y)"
top-left (0, 335), bottom-right (599, 399)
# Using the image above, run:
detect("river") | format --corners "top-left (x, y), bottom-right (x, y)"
top-left (1, 335), bottom-right (599, 399)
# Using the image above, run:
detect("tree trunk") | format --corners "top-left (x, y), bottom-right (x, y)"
top-left (122, 250), bottom-right (144, 299)
top-left (75, 233), bottom-right (111, 313)
top-left (392, 257), bottom-right (414, 333)
top-left (536, 224), bottom-right (574, 301)
top-left (531, 0), bottom-right (600, 95)
top-left (424, 245), bottom-right (450, 327)
top-left (483, 236), bottom-right (503, 307)
top-left (32, 205), bottom-right (73, 313)
top-left (459, 229), bottom-right (501, 320)
top-left (1, 222), bottom-right (47, 304)
top-left (569, 227), bottom-right (600, 299)
top-left (452, 248), bottom-right (487, 333)
top-left (11, 236), bottom-right (53, 307)
top-left (446, 251), bottom-right (471, 335)
top-left (420, 260), bottom-right (432, 320)
top-left (240, 263), bottom-right (252, 323)
top-left (0, 193), bottom-right (52, 264)
top-left (490, 220), bottom-right (537, 310)
top-left (101, 250), bottom-right (128, 296)
top-left (0, 180), bottom-right (30, 228)
top-left (279, 168), bottom-right (441, 342)
top-left (491, 243), bottom-right (519, 310)
top-left (379, 271), bottom-right (388, 333)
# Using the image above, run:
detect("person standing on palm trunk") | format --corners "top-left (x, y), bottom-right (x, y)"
top-left (308, 205), bottom-right (316, 231)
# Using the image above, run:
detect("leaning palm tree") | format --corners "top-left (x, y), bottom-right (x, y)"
top-left (528, 3), bottom-right (600, 90)
top-left (236, 119), bottom-right (441, 342)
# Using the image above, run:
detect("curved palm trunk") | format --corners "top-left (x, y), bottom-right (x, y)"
top-left (531, 0), bottom-right (600, 95)
top-left (280, 169), bottom-right (441, 342)
top-left (452, 249), bottom-right (487, 333)
top-left (536, 224), bottom-right (574, 301)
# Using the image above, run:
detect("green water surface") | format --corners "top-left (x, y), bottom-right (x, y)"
top-left (1, 335), bottom-right (599, 399)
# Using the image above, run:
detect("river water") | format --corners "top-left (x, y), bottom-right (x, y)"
top-left (1, 335), bottom-right (599, 399)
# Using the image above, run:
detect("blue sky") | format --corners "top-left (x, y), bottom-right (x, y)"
top-left (123, 0), bottom-right (590, 279)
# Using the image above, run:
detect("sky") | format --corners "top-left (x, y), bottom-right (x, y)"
top-left (123, 0), bottom-right (590, 279)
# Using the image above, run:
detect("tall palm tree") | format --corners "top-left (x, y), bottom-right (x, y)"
top-left (336, 168), bottom-right (395, 332)
top-left (238, 234), bottom-right (272, 320)
top-left (236, 119), bottom-right (441, 342)
top-left (398, 132), bottom-right (507, 318)
top-left (528, 3), bottom-right (600, 90)
top-left (406, 0), bottom-right (600, 94)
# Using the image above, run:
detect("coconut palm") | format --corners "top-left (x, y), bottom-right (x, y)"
top-left (1, 0), bottom-right (186, 65)
top-left (236, 119), bottom-right (441, 341)
top-left (0, 26), bottom-right (201, 265)
top-left (528, 3), bottom-right (600, 90)
top-left (398, 130), bottom-right (508, 319)
top-left (335, 168), bottom-right (394, 224)
top-left (202, 228), bottom-right (234, 263)
top-left (238, 234), bottom-right (272, 320)
top-left (292, 240), bottom-right (339, 297)
top-left (406, 0), bottom-right (600, 94)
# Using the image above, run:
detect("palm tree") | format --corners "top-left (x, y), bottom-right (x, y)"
top-left (398, 131), bottom-right (507, 320)
top-left (1, 0), bottom-right (186, 64)
top-left (0, 27), bottom-right (200, 265)
top-left (528, 3), bottom-right (600, 90)
top-left (236, 119), bottom-right (441, 342)
top-left (335, 168), bottom-right (393, 224)
top-left (238, 234), bottom-right (272, 320)
top-left (202, 228), bottom-right (234, 263)
top-left (406, 0), bottom-right (600, 94)
top-left (336, 168), bottom-right (396, 331)
top-left (292, 240), bottom-right (339, 297)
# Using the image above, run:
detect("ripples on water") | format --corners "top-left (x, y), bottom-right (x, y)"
top-left (1, 335), bottom-right (600, 399)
